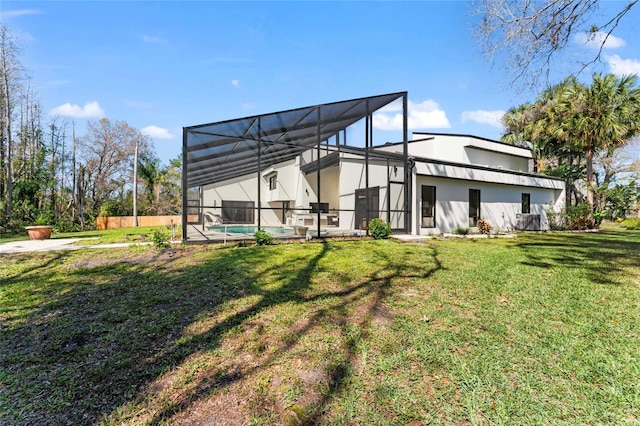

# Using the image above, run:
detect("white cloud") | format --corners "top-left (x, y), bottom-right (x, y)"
top-left (141, 125), bottom-right (175, 140)
top-left (573, 31), bottom-right (625, 49)
top-left (606, 54), bottom-right (640, 76)
top-left (373, 99), bottom-right (450, 131)
top-left (461, 110), bottom-right (505, 128)
top-left (0, 9), bottom-right (43, 19)
top-left (50, 101), bottom-right (104, 118)
top-left (232, 79), bottom-right (241, 88)
top-left (141, 35), bottom-right (167, 44)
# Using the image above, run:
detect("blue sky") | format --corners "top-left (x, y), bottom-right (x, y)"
top-left (2, 1), bottom-right (639, 165)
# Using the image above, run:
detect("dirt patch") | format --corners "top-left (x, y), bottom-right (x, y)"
top-left (371, 303), bottom-right (397, 326)
top-left (67, 248), bottom-right (182, 270)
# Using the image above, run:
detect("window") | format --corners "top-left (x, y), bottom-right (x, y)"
top-left (521, 193), bottom-right (531, 214)
top-left (269, 175), bottom-right (277, 191)
top-left (221, 200), bottom-right (254, 224)
top-left (421, 185), bottom-right (436, 228)
top-left (469, 189), bottom-right (481, 227)
top-left (310, 202), bottom-right (329, 213)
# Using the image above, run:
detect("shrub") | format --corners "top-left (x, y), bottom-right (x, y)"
top-left (35, 210), bottom-right (54, 225)
top-left (592, 209), bottom-right (607, 227)
top-left (621, 217), bottom-right (640, 230)
top-left (566, 202), bottom-right (595, 230)
top-left (152, 230), bottom-right (171, 248)
top-left (476, 218), bottom-right (493, 235)
top-left (254, 229), bottom-right (273, 245)
top-left (452, 227), bottom-right (469, 235)
top-left (369, 218), bottom-right (392, 239)
top-left (54, 220), bottom-right (78, 233)
top-left (545, 205), bottom-right (566, 230)
top-left (98, 200), bottom-right (128, 217)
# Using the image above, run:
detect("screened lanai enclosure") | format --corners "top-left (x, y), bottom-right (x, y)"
top-left (182, 92), bottom-right (410, 242)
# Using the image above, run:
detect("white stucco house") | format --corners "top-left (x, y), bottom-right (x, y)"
top-left (182, 93), bottom-right (565, 241)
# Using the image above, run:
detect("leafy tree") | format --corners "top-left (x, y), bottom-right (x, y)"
top-left (137, 156), bottom-right (165, 215)
top-left (77, 118), bottom-right (152, 220)
top-left (502, 74), bottom-right (640, 210)
top-left (159, 156), bottom-right (182, 215)
top-left (501, 85), bottom-right (585, 206)
top-left (474, 0), bottom-right (639, 88)
top-left (602, 180), bottom-right (637, 219)
top-left (550, 74), bottom-right (640, 208)
top-left (0, 23), bottom-right (168, 230)
top-left (502, 100), bottom-right (566, 172)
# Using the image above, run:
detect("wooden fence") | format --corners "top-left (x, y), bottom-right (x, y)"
top-left (96, 215), bottom-right (188, 230)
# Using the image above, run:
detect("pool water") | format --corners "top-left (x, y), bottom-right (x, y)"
top-left (208, 225), bottom-right (294, 235)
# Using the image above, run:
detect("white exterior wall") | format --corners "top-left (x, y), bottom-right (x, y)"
top-left (464, 147), bottom-right (529, 172)
top-left (415, 175), bottom-right (564, 234)
top-left (202, 159), bottom-right (300, 225)
top-left (337, 158), bottom-right (405, 229)
top-left (304, 166), bottom-right (340, 209)
top-left (377, 133), bottom-right (533, 173)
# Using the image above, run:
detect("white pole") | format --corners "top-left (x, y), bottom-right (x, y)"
top-left (133, 139), bottom-right (139, 227)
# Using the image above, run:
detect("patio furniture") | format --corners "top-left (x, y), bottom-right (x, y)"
top-left (203, 212), bottom-right (224, 227)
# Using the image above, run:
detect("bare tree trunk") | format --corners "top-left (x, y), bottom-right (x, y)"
top-left (0, 124), bottom-right (4, 208)
top-left (2, 59), bottom-right (13, 219)
top-left (59, 124), bottom-right (66, 220)
top-left (72, 122), bottom-right (77, 222)
top-left (78, 165), bottom-right (85, 230)
top-left (586, 147), bottom-right (594, 209)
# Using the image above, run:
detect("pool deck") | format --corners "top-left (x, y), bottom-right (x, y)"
top-left (186, 225), bottom-right (367, 243)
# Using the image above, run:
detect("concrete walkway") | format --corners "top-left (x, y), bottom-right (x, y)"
top-left (0, 238), bottom-right (151, 254)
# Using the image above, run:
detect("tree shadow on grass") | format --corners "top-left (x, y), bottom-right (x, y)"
top-left (0, 240), bottom-right (443, 425)
top-left (514, 230), bottom-right (640, 285)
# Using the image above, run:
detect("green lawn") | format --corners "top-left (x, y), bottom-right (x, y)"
top-left (1, 225), bottom-right (178, 245)
top-left (1, 230), bottom-right (638, 425)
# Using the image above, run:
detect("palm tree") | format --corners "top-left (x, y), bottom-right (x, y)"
top-left (503, 103), bottom-right (548, 172)
top-left (137, 157), bottom-right (165, 215)
top-left (501, 97), bottom-right (570, 173)
top-left (550, 74), bottom-right (640, 209)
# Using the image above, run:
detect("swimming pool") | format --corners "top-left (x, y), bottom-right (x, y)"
top-left (207, 225), bottom-right (294, 235)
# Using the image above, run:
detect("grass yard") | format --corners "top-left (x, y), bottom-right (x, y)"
top-left (1, 225), bottom-right (179, 245)
top-left (1, 230), bottom-right (639, 425)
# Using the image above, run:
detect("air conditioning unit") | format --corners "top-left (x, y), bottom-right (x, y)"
top-left (516, 214), bottom-right (541, 231)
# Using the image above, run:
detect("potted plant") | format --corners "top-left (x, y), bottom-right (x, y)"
top-left (25, 212), bottom-right (54, 240)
